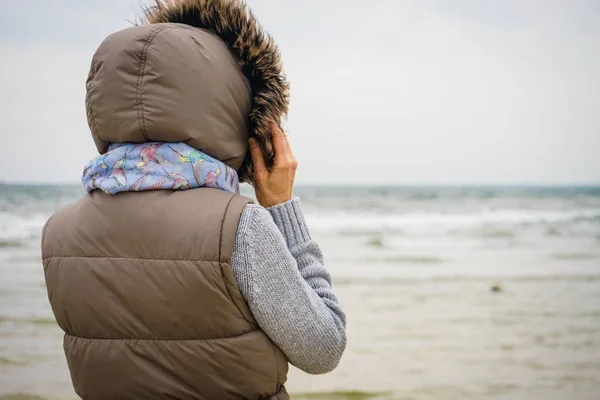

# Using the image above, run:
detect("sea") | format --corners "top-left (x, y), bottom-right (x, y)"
top-left (1, 183), bottom-right (599, 400)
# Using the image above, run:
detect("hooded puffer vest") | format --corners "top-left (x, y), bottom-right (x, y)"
top-left (42, 188), bottom-right (289, 399)
top-left (42, 1), bottom-right (292, 396)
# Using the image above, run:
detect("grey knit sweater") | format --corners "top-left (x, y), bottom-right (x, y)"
top-left (230, 198), bottom-right (347, 374)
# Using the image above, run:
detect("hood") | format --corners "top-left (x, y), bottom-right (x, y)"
top-left (85, 0), bottom-right (289, 183)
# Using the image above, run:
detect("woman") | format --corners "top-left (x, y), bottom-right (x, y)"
top-left (41, 1), bottom-right (346, 399)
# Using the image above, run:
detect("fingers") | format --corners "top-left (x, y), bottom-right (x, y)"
top-left (270, 123), bottom-right (290, 166)
top-left (248, 138), bottom-right (267, 181)
top-left (271, 123), bottom-right (298, 170)
top-left (282, 131), bottom-right (298, 170)
top-left (282, 129), bottom-right (293, 156)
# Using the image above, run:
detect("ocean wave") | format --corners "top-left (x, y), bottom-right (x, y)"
top-left (0, 212), bottom-right (50, 243)
top-left (334, 274), bottom-right (600, 286)
top-left (305, 208), bottom-right (600, 235)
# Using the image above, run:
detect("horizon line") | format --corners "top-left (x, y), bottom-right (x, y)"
top-left (2, 181), bottom-right (600, 188)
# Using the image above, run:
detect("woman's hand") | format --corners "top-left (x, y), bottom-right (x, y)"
top-left (249, 124), bottom-right (297, 208)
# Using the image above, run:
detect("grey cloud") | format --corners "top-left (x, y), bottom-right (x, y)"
top-left (1, 0), bottom-right (598, 184)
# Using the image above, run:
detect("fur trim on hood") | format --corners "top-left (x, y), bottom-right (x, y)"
top-left (141, 0), bottom-right (289, 183)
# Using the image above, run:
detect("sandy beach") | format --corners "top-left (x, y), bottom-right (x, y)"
top-left (1, 185), bottom-right (600, 399)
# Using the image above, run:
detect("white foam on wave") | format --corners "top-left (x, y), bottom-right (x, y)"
top-left (304, 208), bottom-right (600, 235)
top-left (0, 211), bottom-right (51, 242)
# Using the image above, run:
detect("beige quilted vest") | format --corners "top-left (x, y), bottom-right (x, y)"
top-left (42, 188), bottom-right (289, 399)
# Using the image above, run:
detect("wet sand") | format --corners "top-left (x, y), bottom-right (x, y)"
top-left (2, 254), bottom-right (600, 399)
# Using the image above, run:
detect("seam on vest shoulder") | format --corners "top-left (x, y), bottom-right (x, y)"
top-left (218, 193), bottom-right (236, 263)
top-left (217, 195), bottom-right (256, 326)
top-left (40, 214), bottom-right (54, 261)
top-left (64, 327), bottom-right (258, 342)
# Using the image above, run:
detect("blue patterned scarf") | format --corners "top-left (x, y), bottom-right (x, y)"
top-left (82, 143), bottom-right (239, 195)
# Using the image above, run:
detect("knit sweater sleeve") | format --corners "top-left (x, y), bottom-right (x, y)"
top-left (230, 198), bottom-right (347, 374)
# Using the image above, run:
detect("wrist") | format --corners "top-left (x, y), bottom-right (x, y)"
top-left (262, 197), bottom-right (292, 208)
top-left (256, 191), bottom-right (293, 208)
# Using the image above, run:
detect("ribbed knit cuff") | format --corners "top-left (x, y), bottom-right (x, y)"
top-left (267, 198), bottom-right (312, 247)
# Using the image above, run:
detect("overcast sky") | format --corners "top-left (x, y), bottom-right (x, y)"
top-left (1, 0), bottom-right (598, 185)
